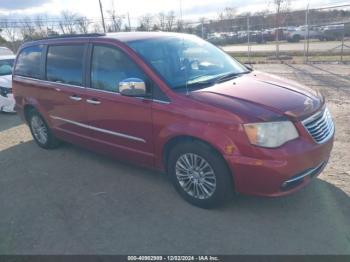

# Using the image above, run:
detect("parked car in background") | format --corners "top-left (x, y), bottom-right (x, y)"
top-left (207, 32), bottom-right (238, 45)
top-left (207, 28), bottom-right (291, 45)
top-left (13, 33), bottom-right (334, 208)
top-left (282, 27), bottom-right (297, 40)
top-left (287, 26), bottom-right (322, 42)
top-left (319, 24), bottom-right (347, 41)
top-left (0, 46), bottom-right (14, 56)
top-left (0, 54), bottom-right (15, 112)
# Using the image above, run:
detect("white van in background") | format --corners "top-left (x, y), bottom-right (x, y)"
top-left (0, 52), bottom-right (16, 113)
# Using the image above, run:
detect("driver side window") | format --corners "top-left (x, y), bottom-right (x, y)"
top-left (91, 45), bottom-right (147, 93)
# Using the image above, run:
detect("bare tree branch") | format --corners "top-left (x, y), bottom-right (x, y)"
top-left (165, 11), bottom-right (176, 31)
top-left (138, 14), bottom-right (153, 31)
top-left (76, 16), bottom-right (91, 33)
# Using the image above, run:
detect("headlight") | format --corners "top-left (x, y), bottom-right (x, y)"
top-left (244, 121), bottom-right (299, 148)
top-left (0, 86), bottom-right (11, 97)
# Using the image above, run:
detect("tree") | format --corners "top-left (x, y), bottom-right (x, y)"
top-left (138, 14), bottom-right (153, 31)
top-left (218, 7), bottom-right (237, 20)
top-left (59, 10), bottom-right (78, 34)
top-left (92, 23), bottom-right (102, 33)
top-left (107, 2), bottom-right (124, 32)
top-left (34, 15), bottom-right (46, 37)
top-left (76, 16), bottom-right (91, 33)
top-left (176, 19), bottom-right (184, 32)
top-left (0, 29), bottom-right (7, 45)
top-left (20, 17), bottom-right (36, 40)
top-left (158, 12), bottom-right (166, 31)
top-left (0, 19), bottom-right (17, 50)
top-left (165, 11), bottom-right (176, 31)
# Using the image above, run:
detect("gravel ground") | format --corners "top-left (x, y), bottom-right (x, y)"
top-left (0, 64), bottom-right (349, 254)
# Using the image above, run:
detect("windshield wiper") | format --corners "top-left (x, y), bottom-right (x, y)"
top-left (172, 71), bottom-right (250, 90)
top-left (213, 71), bottom-right (250, 84)
top-left (173, 81), bottom-right (213, 90)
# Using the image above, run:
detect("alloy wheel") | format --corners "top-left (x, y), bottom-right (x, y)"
top-left (175, 153), bottom-right (217, 199)
top-left (31, 115), bottom-right (48, 145)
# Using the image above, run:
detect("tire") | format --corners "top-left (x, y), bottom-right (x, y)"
top-left (28, 110), bottom-right (61, 149)
top-left (293, 35), bottom-right (300, 42)
top-left (167, 141), bottom-right (234, 208)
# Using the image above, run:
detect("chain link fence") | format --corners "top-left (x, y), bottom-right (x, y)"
top-left (202, 4), bottom-right (350, 64)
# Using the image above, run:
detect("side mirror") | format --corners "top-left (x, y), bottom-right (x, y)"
top-left (119, 78), bottom-right (146, 97)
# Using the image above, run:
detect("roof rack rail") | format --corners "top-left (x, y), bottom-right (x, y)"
top-left (36, 33), bottom-right (106, 41)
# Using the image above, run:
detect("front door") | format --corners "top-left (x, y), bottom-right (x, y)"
top-left (84, 43), bottom-right (154, 166)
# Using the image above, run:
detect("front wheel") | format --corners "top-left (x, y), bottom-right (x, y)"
top-left (168, 141), bottom-right (234, 208)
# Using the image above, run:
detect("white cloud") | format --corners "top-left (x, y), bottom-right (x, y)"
top-left (0, 0), bottom-right (51, 10)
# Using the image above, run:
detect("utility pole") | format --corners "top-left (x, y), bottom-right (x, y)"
top-left (99, 0), bottom-right (106, 33)
top-left (127, 12), bottom-right (131, 31)
top-left (275, 0), bottom-right (281, 59)
top-left (247, 15), bottom-right (251, 64)
top-left (303, 4), bottom-right (309, 63)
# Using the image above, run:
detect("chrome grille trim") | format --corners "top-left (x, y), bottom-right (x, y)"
top-left (284, 161), bottom-right (326, 184)
top-left (281, 161), bottom-right (327, 191)
top-left (302, 107), bottom-right (334, 144)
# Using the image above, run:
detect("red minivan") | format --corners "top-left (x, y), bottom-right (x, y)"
top-left (13, 32), bottom-right (334, 208)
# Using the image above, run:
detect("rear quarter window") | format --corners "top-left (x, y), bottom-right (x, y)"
top-left (14, 45), bottom-right (43, 78)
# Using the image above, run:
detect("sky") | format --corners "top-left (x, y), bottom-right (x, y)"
top-left (0, 0), bottom-right (349, 25)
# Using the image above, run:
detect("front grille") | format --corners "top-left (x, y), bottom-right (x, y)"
top-left (302, 107), bottom-right (334, 144)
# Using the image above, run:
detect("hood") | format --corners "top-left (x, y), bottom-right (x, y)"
top-left (189, 71), bottom-right (323, 121)
top-left (0, 75), bottom-right (12, 89)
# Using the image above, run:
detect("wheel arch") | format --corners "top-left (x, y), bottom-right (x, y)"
top-left (23, 104), bottom-right (37, 123)
top-left (162, 135), bottom-right (231, 172)
top-left (162, 134), bottom-right (236, 190)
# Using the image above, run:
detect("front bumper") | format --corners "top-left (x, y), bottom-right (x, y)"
top-left (0, 94), bottom-right (16, 113)
top-left (225, 135), bottom-right (334, 197)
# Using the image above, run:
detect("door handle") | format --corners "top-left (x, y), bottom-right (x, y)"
top-left (69, 95), bottom-right (82, 101)
top-left (86, 98), bottom-right (101, 105)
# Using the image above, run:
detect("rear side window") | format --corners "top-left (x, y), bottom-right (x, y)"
top-left (15, 45), bottom-right (43, 78)
top-left (46, 45), bottom-right (84, 86)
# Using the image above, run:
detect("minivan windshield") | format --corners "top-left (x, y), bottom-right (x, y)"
top-left (0, 59), bottom-right (14, 76)
top-left (127, 34), bottom-right (249, 90)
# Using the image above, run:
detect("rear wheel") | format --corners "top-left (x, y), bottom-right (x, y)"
top-left (28, 110), bottom-right (61, 149)
top-left (168, 141), bottom-right (234, 208)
